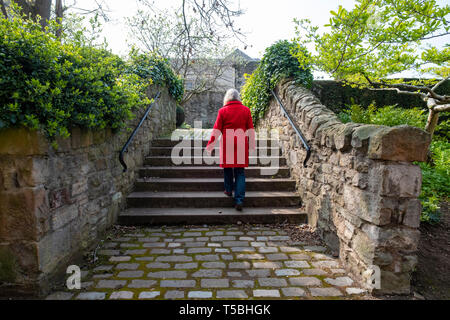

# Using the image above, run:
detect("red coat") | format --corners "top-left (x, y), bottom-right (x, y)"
top-left (206, 101), bottom-right (255, 168)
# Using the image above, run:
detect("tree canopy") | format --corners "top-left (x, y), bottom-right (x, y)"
top-left (294, 0), bottom-right (449, 136)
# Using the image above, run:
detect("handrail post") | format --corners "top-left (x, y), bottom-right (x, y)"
top-left (119, 92), bottom-right (161, 172)
top-left (270, 89), bottom-right (311, 167)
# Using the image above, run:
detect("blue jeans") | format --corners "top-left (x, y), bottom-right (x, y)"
top-left (224, 168), bottom-right (246, 205)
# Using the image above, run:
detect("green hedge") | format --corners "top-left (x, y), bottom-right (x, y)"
top-left (127, 50), bottom-right (184, 104)
top-left (241, 40), bottom-right (313, 122)
top-left (0, 15), bottom-right (183, 143)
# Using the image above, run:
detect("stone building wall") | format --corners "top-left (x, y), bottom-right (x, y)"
top-left (0, 85), bottom-right (176, 297)
top-left (184, 91), bottom-right (226, 128)
top-left (183, 57), bottom-right (259, 129)
top-left (257, 79), bottom-right (431, 295)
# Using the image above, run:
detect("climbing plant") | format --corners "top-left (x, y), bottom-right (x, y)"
top-left (241, 40), bottom-right (313, 122)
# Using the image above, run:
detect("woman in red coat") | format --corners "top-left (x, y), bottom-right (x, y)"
top-left (206, 89), bottom-right (255, 211)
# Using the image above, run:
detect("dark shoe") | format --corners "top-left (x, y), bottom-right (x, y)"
top-left (224, 191), bottom-right (232, 197)
top-left (235, 203), bottom-right (243, 211)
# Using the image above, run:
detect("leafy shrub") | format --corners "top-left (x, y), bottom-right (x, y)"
top-left (127, 49), bottom-right (184, 104)
top-left (0, 15), bottom-right (150, 141)
top-left (339, 102), bottom-right (449, 224)
top-left (241, 40), bottom-right (313, 122)
top-left (338, 100), bottom-right (428, 128)
top-left (420, 140), bottom-right (450, 223)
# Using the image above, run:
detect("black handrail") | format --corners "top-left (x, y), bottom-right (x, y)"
top-left (119, 92), bottom-right (161, 172)
top-left (271, 89), bottom-right (311, 167)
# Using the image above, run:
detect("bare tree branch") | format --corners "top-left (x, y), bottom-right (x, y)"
top-left (432, 77), bottom-right (449, 91)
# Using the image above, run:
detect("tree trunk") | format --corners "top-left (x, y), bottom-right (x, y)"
top-left (15, 0), bottom-right (52, 29)
top-left (14, 0), bottom-right (33, 17)
top-left (55, 0), bottom-right (63, 38)
top-left (34, 0), bottom-right (52, 29)
top-left (0, 0), bottom-right (8, 18)
top-left (425, 99), bottom-right (439, 139)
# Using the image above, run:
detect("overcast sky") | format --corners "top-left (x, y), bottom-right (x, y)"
top-left (74, 0), bottom-right (449, 77)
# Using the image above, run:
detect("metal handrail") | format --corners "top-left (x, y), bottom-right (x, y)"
top-left (271, 89), bottom-right (311, 167)
top-left (119, 92), bottom-right (161, 172)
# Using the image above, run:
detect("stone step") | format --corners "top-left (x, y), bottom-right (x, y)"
top-left (148, 147), bottom-right (281, 157)
top-left (119, 207), bottom-right (307, 225)
top-left (139, 166), bottom-right (291, 179)
top-left (134, 178), bottom-right (296, 192)
top-left (151, 139), bottom-right (281, 148)
top-left (126, 191), bottom-right (301, 208)
top-left (144, 156), bottom-right (287, 167)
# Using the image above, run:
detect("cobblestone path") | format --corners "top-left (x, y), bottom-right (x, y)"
top-left (46, 225), bottom-right (368, 300)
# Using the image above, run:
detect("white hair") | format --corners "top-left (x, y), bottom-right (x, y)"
top-left (223, 89), bottom-right (241, 105)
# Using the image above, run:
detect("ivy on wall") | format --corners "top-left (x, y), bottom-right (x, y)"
top-left (241, 40), bottom-right (313, 122)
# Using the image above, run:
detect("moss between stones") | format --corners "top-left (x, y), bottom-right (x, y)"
top-left (0, 247), bottom-right (17, 283)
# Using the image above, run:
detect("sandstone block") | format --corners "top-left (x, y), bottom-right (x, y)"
top-left (368, 125), bottom-right (431, 162)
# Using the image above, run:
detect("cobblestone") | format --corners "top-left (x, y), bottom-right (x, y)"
top-left (281, 287), bottom-right (306, 297)
top-left (325, 277), bottom-right (354, 287)
top-left (117, 271), bottom-right (144, 278)
top-left (76, 292), bottom-right (106, 300)
top-left (188, 291), bottom-right (213, 298)
top-left (128, 280), bottom-right (157, 288)
top-left (146, 262), bottom-right (171, 269)
top-left (115, 263), bottom-right (139, 270)
top-left (254, 290), bottom-right (280, 298)
top-left (46, 225), bottom-right (366, 300)
top-left (174, 263), bottom-right (198, 269)
top-left (192, 269), bottom-right (223, 278)
top-left (110, 291), bottom-right (134, 300)
top-left (246, 270), bottom-right (271, 277)
top-left (147, 271), bottom-right (187, 279)
top-left (161, 280), bottom-right (196, 287)
top-left (165, 291), bottom-right (185, 299)
top-left (201, 279), bottom-right (229, 288)
top-left (284, 261), bottom-right (310, 268)
top-left (289, 277), bottom-right (322, 287)
top-left (202, 262), bottom-right (226, 269)
top-left (232, 280), bottom-right (255, 288)
top-left (109, 256), bottom-right (131, 262)
top-left (229, 262), bottom-right (251, 269)
top-left (96, 280), bottom-right (127, 289)
top-left (258, 278), bottom-right (288, 287)
top-left (139, 291), bottom-right (161, 299)
top-left (310, 287), bottom-right (343, 297)
top-left (217, 290), bottom-right (248, 298)
top-left (275, 269), bottom-right (301, 276)
top-left (195, 254), bottom-right (220, 261)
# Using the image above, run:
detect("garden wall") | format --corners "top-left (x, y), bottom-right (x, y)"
top-left (0, 85), bottom-right (176, 297)
top-left (311, 79), bottom-right (450, 114)
top-left (258, 79), bottom-right (432, 295)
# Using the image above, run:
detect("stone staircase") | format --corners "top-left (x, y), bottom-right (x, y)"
top-left (119, 138), bottom-right (307, 225)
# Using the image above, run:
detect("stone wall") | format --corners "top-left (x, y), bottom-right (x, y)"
top-left (0, 85), bottom-right (176, 297)
top-left (257, 80), bottom-right (431, 295)
top-left (184, 91), bottom-right (226, 128)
